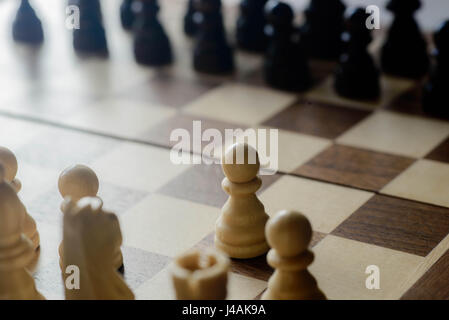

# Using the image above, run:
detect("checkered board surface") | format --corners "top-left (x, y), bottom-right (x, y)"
top-left (1, 0), bottom-right (449, 300)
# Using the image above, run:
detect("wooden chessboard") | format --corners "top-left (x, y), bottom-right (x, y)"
top-left (1, 0), bottom-right (449, 300)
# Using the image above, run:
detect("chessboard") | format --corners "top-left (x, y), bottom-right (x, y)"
top-left (1, 0), bottom-right (449, 300)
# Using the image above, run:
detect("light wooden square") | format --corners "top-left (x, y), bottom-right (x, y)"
top-left (337, 111), bottom-right (449, 158)
top-left (65, 99), bottom-right (176, 138)
top-left (310, 235), bottom-right (424, 300)
top-left (135, 268), bottom-right (266, 300)
top-left (227, 273), bottom-right (267, 300)
top-left (135, 268), bottom-right (174, 300)
top-left (305, 75), bottom-right (414, 111)
top-left (91, 142), bottom-right (192, 193)
top-left (121, 194), bottom-right (220, 257)
top-left (183, 83), bottom-right (297, 126)
top-left (259, 175), bottom-right (373, 233)
top-left (17, 163), bottom-right (60, 204)
top-left (230, 127), bottom-right (332, 173)
top-left (0, 116), bottom-right (47, 150)
top-left (382, 159), bottom-right (449, 208)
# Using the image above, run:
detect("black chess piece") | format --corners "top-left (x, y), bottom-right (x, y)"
top-left (263, 0), bottom-right (311, 92)
top-left (120, 0), bottom-right (135, 30)
top-left (133, 0), bottom-right (173, 66)
top-left (184, 0), bottom-right (197, 37)
top-left (422, 20), bottom-right (449, 117)
top-left (72, 0), bottom-right (108, 55)
top-left (300, 0), bottom-right (346, 60)
top-left (12, 0), bottom-right (44, 45)
top-left (381, 0), bottom-right (429, 78)
top-left (334, 7), bottom-right (380, 100)
top-left (236, 0), bottom-right (269, 52)
top-left (193, 0), bottom-right (234, 74)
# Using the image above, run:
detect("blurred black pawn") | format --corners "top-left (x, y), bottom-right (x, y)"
top-left (334, 7), bottom-right (380, 100)
top-left (301, 0), bottom-right (346, 60)
top-left (423, 21), bottom-right (449, 116)
top-left (381, 0), bottom-right (429, 78)
top-left (133, 0), bottom-right (173, 66)
top-left (72, 0), bottom-right (108, 55)
top-left (120, 0), bottom-right (136, 30)
top-left (264, 0), bottom-right (311, 92)
top-left (193, 0), bottom-right (234, 74)
top-left (12, 0), bottom-right (44, 45)
top-left (184, 0), bottom-right (197, 37)
top-left (236, 0), bottom-right (269, 52)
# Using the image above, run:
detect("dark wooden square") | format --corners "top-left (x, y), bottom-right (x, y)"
top-left (332, 195), bottom-right (449, 257)
top-left (262, 101), bottom-right (371, 139)
top-left (295, 144), bottom-right (415, 191)
top-left (401, 248), bottom-right (449, 299)
top-left (426, 137), bottom-right (449, 164)
top-left (157, 163), bottom-right (281, 208)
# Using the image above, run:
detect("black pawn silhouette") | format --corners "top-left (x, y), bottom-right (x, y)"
top-left (334, 7), bottom-right (380, 100)
top-left (236, 0), bottom-right (269, 52)
top-left (72, 0), bottom-right (108, 55)
top-left (301, 0), bottom-right (346, 60)
top-left (381, 0), bottom-right (429, 78)
top-left (12, 0), bottom-right (44, 45)
top-left (264, 0), bottom-right (311, 92)
top-left (193, 0), bottom-right (234, 74)
top-left (133, 0), bottom-right (173, 66)
top-left (184, 0), bottom-right (197, 37)
top-left (423, 21), bottom-right (449, 116)
top-left (120, 0), bottom-right (135, 30)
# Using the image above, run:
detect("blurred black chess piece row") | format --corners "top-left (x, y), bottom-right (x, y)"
top-left (9, 0), bottom-right (449, 115)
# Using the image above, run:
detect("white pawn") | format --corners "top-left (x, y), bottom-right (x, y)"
top-left (0, 147), bottom-right (40, 253)
top-left (58, 164), bottom-right (99, 206)
top-left (57, 165), bottom-right (124, 273)
top-left (215, 142), bottom-right (269, 259)
top-left (262, 210), bottom-right (326, 300)
top-left (0, 165), bottom-right (44, 300)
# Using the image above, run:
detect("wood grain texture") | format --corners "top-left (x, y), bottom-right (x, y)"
top-left (295, 144), bottom-right (415, 191)
top-left (426, 137), bottom-right (449, 164)
top-left (332, 195), bottom-right (449, 257)
top-left (194, 231), bottom-right (326, 282)
top-left (263, 101), bottom-right (370, 139)
top-left (401, 248), bottom-right (449, 299)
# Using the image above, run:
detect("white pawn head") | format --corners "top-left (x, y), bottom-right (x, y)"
top-left (266, 210), bottom-right (313, 258)
top-left (222, 142), bottom-right (260, 183)
top-left (58, 164), bottom-right (99, 202)
top-left (0, 146), bottom-right (18, 183)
